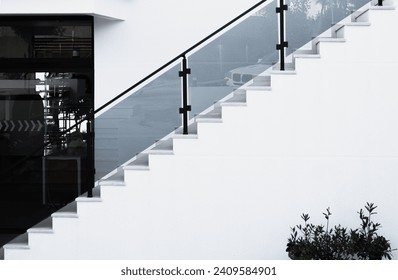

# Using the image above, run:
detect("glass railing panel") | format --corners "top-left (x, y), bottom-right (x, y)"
top-left (94, 65), bottom-right (181, 180)
top-left (285, 0), bottom-right (371, 55)
top-left (187, 1), bottom-right (278, 117)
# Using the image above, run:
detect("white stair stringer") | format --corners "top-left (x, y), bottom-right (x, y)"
top-left (3, 2), bottom-right (398, 260)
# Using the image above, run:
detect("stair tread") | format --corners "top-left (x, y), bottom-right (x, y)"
top-left (251, 75), bottom-right (271, 87)
top-left (293, 54), bottom-right (321, 59)
top-left (52, 201), bottom-right (78, 218)
top-left (28, 217), bottom-right (53, 233)
top-left (76, 187), bottom-right (102, 202)
top-left (294, 49), bottom-right (318, 55)
top-left (172, 133), bottom-right (199, 139)
top-left (315, 37), bottom-right (346, 43)
top-left (245, 85), bottom-right (272, 91)
top-left (220, 102), bottom-right (247, 107)
top-left (196, 106), bottom-right (222, 119)
top-left (221, 92), bottom-right (246, 106)
top-left (99, 179), bottom-right (126, 185)
top-left (270, 69), bottom-right (297, 75)
top-left (174, 122), bottom-right (198, 136)
top-left (99, 170), bottom-right (126, 185)
top-left (196, 117), bottom-right (224, 122)
top-left (370, 5), bottom-right (396, 10)
top-left (3, 233), bottom-right (29, 249)
top-left (146, 139), bottom-right (174, 154)
top-left (345, 22), bottom-right (371, 26)
top-left (124, 154), bottom-right (150, 170)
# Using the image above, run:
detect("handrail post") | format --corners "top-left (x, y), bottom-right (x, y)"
top-left (276, 0), bottom-right (288, 71)
top-left (179, 55), bottom-right (192, 135)
top-left (86, 118), bottom-right (94, 198)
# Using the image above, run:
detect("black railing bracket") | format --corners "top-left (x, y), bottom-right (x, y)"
top-left (179, 56), bottom-right (192, 135)
top-left (276, 0), bottom-right (288, 71)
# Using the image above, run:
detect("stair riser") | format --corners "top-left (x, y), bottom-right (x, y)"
top-left (172, 137), bottom-right (198, 156)
top-left (220, 105), bottom-right (248, 125)
top-left (352, 8), bottom-right (369, 23)
top-left (196, 121), bottom-right (224, 141)
top-left (98, 184), bottom-right (126, 202)
top-left (292, 57), bottom-right (322, 75)
top-left (52, 217), bottom-right (79, 234)
top-left (4, 250), bottom-right (31, 260)
top-left (28, 233), bottom-right (55, 252)
top-left (329, 31), bottom-right (394, 63)
top-left (268, 72), bottom-right (297, 93)
top-left (76, 202), bottom-right (104, 221)
top-left (124, 169), bottom-right (151, 187)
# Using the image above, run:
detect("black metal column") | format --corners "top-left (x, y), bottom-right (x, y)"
top-left (276, 0), bottom-right (288, 71)
top-left (179, 56), bottom-right (192, 135)
top-left (378, 0), bottom-right (383, 6)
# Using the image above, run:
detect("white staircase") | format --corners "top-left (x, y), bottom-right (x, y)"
top-left (3, 1), bottom-right (398, 259)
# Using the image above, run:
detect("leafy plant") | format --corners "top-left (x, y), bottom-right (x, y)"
top-left (286, 203), bottom-right (394, 260)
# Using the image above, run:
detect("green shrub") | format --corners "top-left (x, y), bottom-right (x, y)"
top-left (286, 203), bottom-right (394, 260)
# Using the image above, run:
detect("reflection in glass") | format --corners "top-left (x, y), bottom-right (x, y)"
top-left (286, 0), bottom-right (370, 54)
top-left (0, 16), bottom-right (93, 247)
top-left (0, 18), bottom-right (92, 59)
top-left (0, 70), bottom-right (93, 200)
top-left (95, 65), bottom-right (181, 179)
top-left (188, 2), bottom-right (278, 117)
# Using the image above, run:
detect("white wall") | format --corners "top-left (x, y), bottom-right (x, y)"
top-left (4, 3), bottom-right (398, 260)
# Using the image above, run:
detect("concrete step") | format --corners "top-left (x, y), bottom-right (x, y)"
top-left (351, 8), bottom-right (370, 23)
top-left (27, 217), bottom-right (53, 234)
top-left (3, 232), bottom-right (29, 250)
top-left (370, 5), bottom-right (396, 11)
top-left (173, 122), bottom-right (198, 136)
top-left (333, 22), bottom-right (371, 38)
top-left (99, 169), bottom-right (126, 185)
top-left (313, 37), bottom-right (346, 46)
top-left (146, 138), bottom-right (174, 155)
top-left (124, 154), bottom-right (150, 171)
top-left (312, 37), bottom-right (346, 56)
top-left (51, 201), bottom-right (78, 219)
top-left (49, 201), bottom-right (79, 234)
top-left (195, 106), bottom-right (223, 123)
top-left (272, 62), bottom-right (295, 72)
top-left (221, 89), bottom-right (246, 107)
top-left (251, 75), bottom-right (271, 87)
top-left (76, 186), bottom-right (102, 203)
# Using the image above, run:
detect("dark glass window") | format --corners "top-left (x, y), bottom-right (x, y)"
top-left (0, 17), bottom-right (92, 59)
top-left (0, 16), bottom-right (93, 247)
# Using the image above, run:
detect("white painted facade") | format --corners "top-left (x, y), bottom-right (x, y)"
top-left (2, 1), bottom-right (398, 259)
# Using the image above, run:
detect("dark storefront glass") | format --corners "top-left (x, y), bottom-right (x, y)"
top-left (0, 16), bottom-right (93, 246)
